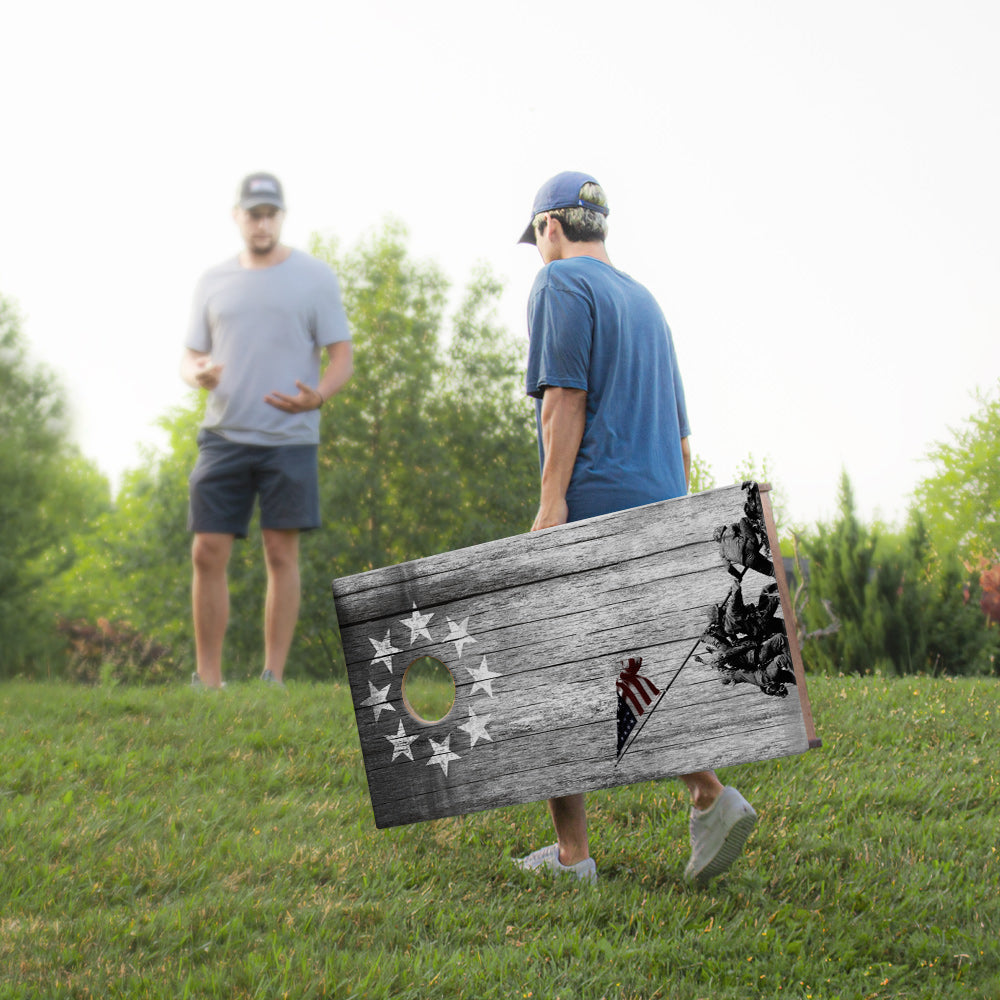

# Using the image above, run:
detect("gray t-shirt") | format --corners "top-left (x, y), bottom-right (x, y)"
top-left (186, 249), bottom-right (351, 445)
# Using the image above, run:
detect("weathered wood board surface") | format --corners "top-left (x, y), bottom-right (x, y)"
top-left (331, 482), bottom-right (818, 829)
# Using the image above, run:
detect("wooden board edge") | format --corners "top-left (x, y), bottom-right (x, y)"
top-left (371, 733), bottom-right (812, 829)
top-left (758, 483), bottom-right (821, 749)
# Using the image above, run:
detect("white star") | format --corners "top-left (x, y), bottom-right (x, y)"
top-left (400, 604), bottom-right (434, 646)
top-left (458, 706), bottom-right (493, 747)
top-left (467, 656), bottom-right (502, 698)
top-left (369, 630), bottom-right (401, 673)
top-left (361, 681), bottom-right (395, 721)
top-left (444, 616), bottom-right (477, 657)
top-left (384, 720), bottom-right (419, 762)
top-left (426, 734), bottom-right (460, 776)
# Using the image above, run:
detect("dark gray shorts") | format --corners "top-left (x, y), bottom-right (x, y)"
top-left (187, 429), bottom-right (321, 538)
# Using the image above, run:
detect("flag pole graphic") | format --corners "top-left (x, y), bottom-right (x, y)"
top-left (615, 637), bottom-right (704, 767)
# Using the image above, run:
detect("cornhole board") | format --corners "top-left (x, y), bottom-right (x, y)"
top-left (331, 482), bottom-right (819, 829)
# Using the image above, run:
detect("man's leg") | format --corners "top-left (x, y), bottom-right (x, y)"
top-left (192, 532), bottom-right (235, 688)
top-left (680, 770), bottom-right (725, 809)
top-left (549, 777), bottom-right (724, 863)
top-left (515, 792), bottom-right (597, 882)
top-left (550, 776), bottom-right (728, 865)
top-left (261, 528), bottom-right (301, 682)
top-left (548, 793), bottom-right (591, 865)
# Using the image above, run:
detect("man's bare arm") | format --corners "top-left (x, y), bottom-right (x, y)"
top-left (265, 340), bottom-right (354, 413)
top-left (533, 386), bottom-right (587, 531)
top-left (317, 340), bottom-right (354, 402)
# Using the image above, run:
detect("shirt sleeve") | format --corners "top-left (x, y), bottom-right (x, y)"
top-left (184, 275), bottom-right (212, 353)
top-left (668, 328), bottom-right (691, 438)
top-left (525, 269), bottom-right (592, 399)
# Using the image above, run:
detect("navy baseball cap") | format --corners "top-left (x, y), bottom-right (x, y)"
top-left (518, 170), bottom-right (609, 244)
top-left (238, 172), bottom-right (285, 210)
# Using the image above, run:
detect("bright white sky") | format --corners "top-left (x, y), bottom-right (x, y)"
top-left (2, 0), bottom-right (997, 529)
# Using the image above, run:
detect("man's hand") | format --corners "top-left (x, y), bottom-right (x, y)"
top-left (190, 355), bottom-right (223, 390)
top-left (264, 381), bottom-right (324, 413)
top-left (532, 500), bottom-right (569, 532)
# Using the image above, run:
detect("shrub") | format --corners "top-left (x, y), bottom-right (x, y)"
top-left (797, 472), bottom-right (999, 676)
top-left (57, 618), bottom-right (180, 686)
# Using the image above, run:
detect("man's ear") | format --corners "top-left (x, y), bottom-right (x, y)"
top-left (538, 213), bottom-right (565, 247)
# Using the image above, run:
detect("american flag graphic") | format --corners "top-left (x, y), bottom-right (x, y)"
top-left (616, 657), bottom-right (660, 756)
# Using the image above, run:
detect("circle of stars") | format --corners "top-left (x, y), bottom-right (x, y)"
top-left (361, 604), bottom-right (501, 778)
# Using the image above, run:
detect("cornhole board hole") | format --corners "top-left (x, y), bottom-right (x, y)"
top-left (331, 482), bottom-right (819, 829)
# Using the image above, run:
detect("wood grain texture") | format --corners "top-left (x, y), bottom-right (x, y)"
top-left (331, 483), bottom-right (816, 828)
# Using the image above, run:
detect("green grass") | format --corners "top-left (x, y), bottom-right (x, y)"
top-left (0, 674), bottom-right (996, 999)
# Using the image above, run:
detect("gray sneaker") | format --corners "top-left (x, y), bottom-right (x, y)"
top-left (260, 669), bottom-right (286, 688)
top-left (191, 672), bottom-right (226, 690)
top-left (514, 843), bottom-right (598, 884)
top-left (684, 786), bottom-right (757, 886)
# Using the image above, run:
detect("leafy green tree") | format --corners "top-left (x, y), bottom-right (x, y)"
top-left (55, 401), bottom-right (202, 664)
top-left (797, 471), bottom-right (997, 676)
top-left (309, 223), bottom-right (452, 575)
top-left (0, 294), bottom-right (112, 675)
top-left (433, 263), bottom-right (539, 549)
top-left (914, 381), bottom-right (1000, 563)
top-left (688, 453), bottom-right (717, 494)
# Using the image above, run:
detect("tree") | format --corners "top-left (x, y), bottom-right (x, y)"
top-left (54, 401), bottom-right (203, 666)
top-left (433, 263), bottom-right (539, 549)
top-left (797, 470), bottom-right (998, 676)
top-left (0, 294), bottom-right (112, 675)
top-left (309, 222), bottom-right (453, 575)
top-left (914, 381), bottom-right (1000, 563)
top-left (688, 453), bottom-right (717, 495)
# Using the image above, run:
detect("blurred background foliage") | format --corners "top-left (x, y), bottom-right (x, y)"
top-left (1, 225), bottom-right (997, 681)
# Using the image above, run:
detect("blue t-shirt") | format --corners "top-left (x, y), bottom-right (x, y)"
top-left (525, 256), bottom-right (690, 522)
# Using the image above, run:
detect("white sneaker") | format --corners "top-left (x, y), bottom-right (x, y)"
top-left (684, 786), bottom-right (757, 886)
top-left (191, 672), bottom-right (226, 690)
top-left (514, 843), bottom-right (598, 884)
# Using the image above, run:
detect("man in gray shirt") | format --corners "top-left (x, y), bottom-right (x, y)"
top-left (181, 172), bottom-right (353, 688)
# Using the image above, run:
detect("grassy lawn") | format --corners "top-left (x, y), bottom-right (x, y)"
top-left (0, 673), bottom-right (996, 999)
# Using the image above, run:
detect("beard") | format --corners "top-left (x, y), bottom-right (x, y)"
top-left (249, 237), bottom-right (277, 256)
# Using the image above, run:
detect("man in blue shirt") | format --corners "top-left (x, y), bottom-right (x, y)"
top-left (515, 171), bottom-right (757, 886)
